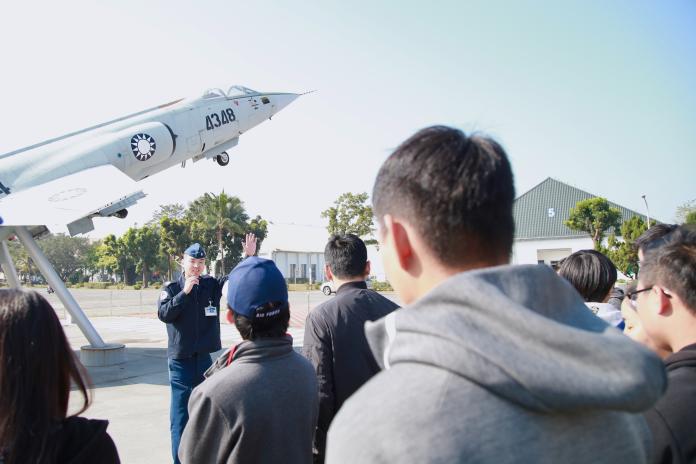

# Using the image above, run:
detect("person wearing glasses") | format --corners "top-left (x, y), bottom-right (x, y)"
top-left (631, 225), bottom-right (696, 464)
top-left (620, 282), bottom-right (671, 359)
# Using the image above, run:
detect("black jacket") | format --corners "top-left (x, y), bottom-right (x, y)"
top-left (645, 343), bottom-right (696, 464)
top-left (157, 274), bottom-right (225, 359)
top-left (54, 417), bottom-right (120, 464)
top-left (0, 417), bottom-right (120, 463)
top-left (302, 281), bottom-right (399, 463)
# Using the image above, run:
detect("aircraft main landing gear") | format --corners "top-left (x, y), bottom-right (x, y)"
top-left (216, 152), bottom-right (230, 166)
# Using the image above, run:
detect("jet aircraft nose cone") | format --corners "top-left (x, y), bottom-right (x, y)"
top-left (271, 93), bottom-right (300, 115)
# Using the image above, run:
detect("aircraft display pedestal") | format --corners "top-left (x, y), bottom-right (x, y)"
top-left (80, 343), bottom-right (127, 367)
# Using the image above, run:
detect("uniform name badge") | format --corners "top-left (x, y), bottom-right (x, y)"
top-left (205, 305), bottom-right (217, 317)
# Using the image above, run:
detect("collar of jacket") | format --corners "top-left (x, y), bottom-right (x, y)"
top-left (665, 343), bottom-right (696, 370)
top-left (336, 280), bottom-right (367, 294)
top-left (232, 335), bottom-right (294, 363)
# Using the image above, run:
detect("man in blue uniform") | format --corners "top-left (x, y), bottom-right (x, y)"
top-left (158, 235), bottom-right (256, 463)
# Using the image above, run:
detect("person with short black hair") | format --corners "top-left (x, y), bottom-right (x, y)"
top-left (303, 234), bottom-right (399, 463)
top-left (633, 224), bottom-right (696, 463)
top-left (178, 257), bottom-right (318, 464)
top-left (635, 223), bottom-right (678, 262)
top-left (558, 249), bottom-right (624, 329)
top-left (326, 125), bottom-right (666, 464)
top-left (0, 289), bottom-right (120, 464)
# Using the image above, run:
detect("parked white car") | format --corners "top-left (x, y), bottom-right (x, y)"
top-left (321, 281), bottom-right (337, 295)
top-left (320, 278), bottom-right (373, 295)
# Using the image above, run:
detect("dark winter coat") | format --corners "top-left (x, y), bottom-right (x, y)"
top-left (0, 417), bottom-right (120, 464)
top-left (645, 343), bottom-right (696, 464)
top-left (303, 281), bottom-right (399, 462)
top-left (157, 274), bottom-right (225, 359)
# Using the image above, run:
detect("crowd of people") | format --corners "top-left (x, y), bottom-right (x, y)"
top-left (0, 125), bottom-right (694, 463)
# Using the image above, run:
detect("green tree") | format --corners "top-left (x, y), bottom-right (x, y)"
top-left (133, 225), bottom-right (160, 287)
top-left (147, 203), bottom-right (186, 226)
top-left (97, 234), bottom-right (135, 285)
top-left (675, 199), bottom-right (696, 224)
top-left (565, 197), bottom-right (622, 250)
top-left (6, 239), bottom-right (33, 284)
top-left (321, 192), bottom-right (375, 241)
top-left (83, 239), bottom-right (103, 281)
top-left (37, 234), bottom-right (92, 283)
top-left (686, 210), bottom-right (696, 225)
top-left (159, 217), bottom-right (193, 280)
top-left (248, 215), bottom-right (268, 253)
top-left (187, 192), bottom-right (247, 275)
top-left (606, 216), bottom-right (651, 278)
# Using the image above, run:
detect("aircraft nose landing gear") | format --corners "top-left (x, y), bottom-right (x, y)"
top-left (215, 152), bottom-right (230, 166)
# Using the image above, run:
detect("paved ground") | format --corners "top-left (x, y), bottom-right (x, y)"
top-left (62, 289), bottom-right (399, 463)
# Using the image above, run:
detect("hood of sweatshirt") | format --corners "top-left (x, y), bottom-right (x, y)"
top-left (366, 264), bottom-right (666, 414)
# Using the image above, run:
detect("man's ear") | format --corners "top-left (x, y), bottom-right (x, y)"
top-left (226, 308), bottom-right (235, 324)
top-left (364, 260), bottom-right (371, 278)
top-left (384, 215), bottom-right (413, 272)
top-left (325, 264), bottom-right (334, 282)
top-left (655, 286), bottom-right (674, 316)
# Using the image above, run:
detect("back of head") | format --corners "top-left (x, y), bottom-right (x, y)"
top-left (634, 223), bottom-right (678, 255)
top-left (0, 289), bottom-right (90, 464)
top-left (226, 257), bottom-right (290, 340)
top-left (640, 224), bottom-right (696, 313)
top-left (558, 250), bottom-right (617, 302)
top-left (372, 125), bottom-right (515, 266)
top-left (325, 234), bottom-right (368, 279)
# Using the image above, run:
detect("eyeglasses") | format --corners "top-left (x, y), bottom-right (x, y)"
top-left (625, 287), bottom-right (652, 309)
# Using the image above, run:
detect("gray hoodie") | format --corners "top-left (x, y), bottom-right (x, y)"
top-left (326, 264), bottom-right (666, 464)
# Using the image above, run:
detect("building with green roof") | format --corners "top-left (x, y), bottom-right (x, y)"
top-left (512, 178), bottom-right (647, 266)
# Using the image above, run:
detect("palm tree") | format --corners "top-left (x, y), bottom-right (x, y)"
top-left (196, 192), bottom-right (247, 275)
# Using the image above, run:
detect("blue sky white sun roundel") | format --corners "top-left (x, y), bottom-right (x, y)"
top-left (131, 133), bottom-right (156, 161)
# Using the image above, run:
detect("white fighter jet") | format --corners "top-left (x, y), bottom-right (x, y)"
top-left (0, 85), bottom-right (301, 355)
top-left (0, 85), bottom-right (300, 235)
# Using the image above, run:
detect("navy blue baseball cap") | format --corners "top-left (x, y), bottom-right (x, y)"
top-left (184, 243), bottom-right (206, 259)
top-left (226, 257), bottom-right (288, 319)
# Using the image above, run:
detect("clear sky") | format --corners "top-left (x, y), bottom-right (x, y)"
top-left (1, 0), bottom-right (694, 238)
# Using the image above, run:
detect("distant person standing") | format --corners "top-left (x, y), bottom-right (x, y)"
top-left (557, 249), bottom-right (624, 329)
top-left (303, 234), bottom-right (399, 463)
top-left (158, 235), bottom-right (256, 464)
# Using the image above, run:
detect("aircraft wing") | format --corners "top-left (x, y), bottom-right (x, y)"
top-left (0, 165), bottom-right (145, 236)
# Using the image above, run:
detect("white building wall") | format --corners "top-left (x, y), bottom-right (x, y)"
top-left (512, 237), bottom-right (595, 265)
top-left (271, 250), bottom-right (326, 282)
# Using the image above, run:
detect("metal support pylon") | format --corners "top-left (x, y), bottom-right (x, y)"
top-left (0, 239), bottom-right (21, 288)
top-left (14, 226), bottom-right (106, 348)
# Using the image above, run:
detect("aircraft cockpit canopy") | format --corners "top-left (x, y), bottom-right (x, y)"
top-left (227, 86), bottom-right (258, 97)
top-left (202, 86), bottom-right (259, 99)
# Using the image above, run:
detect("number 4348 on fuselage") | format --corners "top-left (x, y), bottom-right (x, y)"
top-left (0, 85), bottom-right (302, 235)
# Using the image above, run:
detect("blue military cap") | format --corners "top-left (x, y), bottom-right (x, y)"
top-left (184, 243), bottom-right (206, 259)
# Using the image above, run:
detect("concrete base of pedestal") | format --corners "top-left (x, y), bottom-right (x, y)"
top-left (80, 343), bottom-right (127, 367)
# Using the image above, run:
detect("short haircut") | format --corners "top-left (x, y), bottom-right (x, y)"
top-left (231, 301), bottom-right (290, 340)
top-left (639, 225), bottom-right (696, 313)
top-left (325, 234), bottom-right (368, 279)
top-left (372, 125), bottom-right (515, 265)
top-left (558, 250), bottom-right (618, 302)
top-left (634, 224), bottom-right (677, 254)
